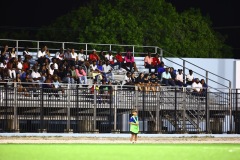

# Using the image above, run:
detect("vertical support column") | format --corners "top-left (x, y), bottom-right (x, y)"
top-left (236, 89), bottom-right (239, 134)
top-left (229, 88), bottom-right (233, 133)
top-left (109, 44), bottom-right (112, 51)
top-left (174, 88), bottom-right (177, 133)
top-left (182, 87), bottom-right (186, 133)
top-left (155, 47), bottom-right (158, 54)
top-left (85, 44), bottom-right (88, 56)
top-left (135, 90), bottom-right (139, 107)
top-left (183, 60), bottom-right (186, 84)
top-left (142, 90), bottom-right (145, 133)
top-left (62, 42), bottom-right (65, 50)
top-left (156, 91), bottom-right (161, 133)
top-left (93, 87), bottom-right (97, 131)
top-left (112, 86), bottom-right (119, 133)
top-left (206, 89), bottom-right (210, 133)
top-left (206, 71), bottom-right (209, 85)
top-left (66, 88), bottom-right (71, 133)
top-left (13, 82), bottom-right (19, 132)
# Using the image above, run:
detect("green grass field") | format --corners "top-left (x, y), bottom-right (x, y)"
top-left (0, 144), bottom-right (239, 160)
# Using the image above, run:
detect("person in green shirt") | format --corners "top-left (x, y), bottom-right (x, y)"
top-left (129, 110), bottom-right (139, 143)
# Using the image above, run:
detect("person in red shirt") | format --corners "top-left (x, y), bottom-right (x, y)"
top-left (88, 49), bottom-right (100, 63)
top-left (152, 54), bottom-right (161, 73)
top-left (115, 51), bottom-right (124, 69)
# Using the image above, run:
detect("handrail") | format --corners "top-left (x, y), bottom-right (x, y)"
top-left (162, 49), bottom-right (231, 84)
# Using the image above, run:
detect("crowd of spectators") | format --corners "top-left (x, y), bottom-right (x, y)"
top-left (0, 44), bottom-right (208, 97)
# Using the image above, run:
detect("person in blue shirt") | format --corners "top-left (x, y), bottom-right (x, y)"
top-left (161, 67), bottom-right (176, 86)
top-left (129, 110), bottom-right (139, 143)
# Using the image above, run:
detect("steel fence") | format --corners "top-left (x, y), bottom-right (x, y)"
top-left (0, 84), bottom-right (239, 134)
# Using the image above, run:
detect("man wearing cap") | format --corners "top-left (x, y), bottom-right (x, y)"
top-left (88, 49), bottom-right (100, 63)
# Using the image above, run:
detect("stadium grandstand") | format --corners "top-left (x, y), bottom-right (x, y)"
top-left (0, 39), bottom-right (239, 134)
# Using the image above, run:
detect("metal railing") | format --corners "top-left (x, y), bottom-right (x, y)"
top-left (0, 83), bottom-right (239, 134)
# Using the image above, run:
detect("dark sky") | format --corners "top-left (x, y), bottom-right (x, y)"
top-left (0, 0), bottom-right (239, 58)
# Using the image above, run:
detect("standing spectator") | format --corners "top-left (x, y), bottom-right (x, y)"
top-left (124, 50), bottom-right (135, 72)
top-left (17, 57), bottom-right (23, 73)
top-left (144, 52), bottom-right (153, 73)
top-left (70, 48), bottom-right (78, 65)
top-left (115, 51), bottom-right (124, 69)
top-left (7, 58), bottom-right (17, 79)
top-left (1, 45), bottom-right (10, 63)
top-left (161, 67), bottom-right (175, 86)
top-left (186, 70), bottom-right (194, 85)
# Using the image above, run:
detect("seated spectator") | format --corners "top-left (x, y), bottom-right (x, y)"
top-left (70, 65), bottom-right (78, 83)
top-left (49, 58), bottom-right (58, 70)
top-left (136, 73), bottom-right (144, 91)
top-left (17, 57), bottom-right (23, 74)
top-left (45, 49), bottom-right (52, 61)
top-left (55, 48), bottom-right (64, 61)
top-left (88, 49), bottom-right (100, 63)
top-left (149, 73), bottom-right (160, 92)
top-left (99, 51), bottom-right (106, 62)
top-left (115, 51), bottom-right (124, 69)
top-left (76, 65), bottom-right (87, 84)
top-left (37, 46), bottom-right (47, 64)
top-left (102, 60), bottom-right (114, 82)
top-left (143, 74), bottom-right (150, 93)
top-left (192, 78), bottom-right (202, 96)
top-left (23, 46), bottom-right (32, 61)
top-left (52, 76), bottom-right (64, 97)
top-left (152, 54), bottom-right (161, 73)
top-left (22, 59), bottom-right (30, 72)
top-left (90, 61), bottom-right (102, 81)
top-left (124, 50), bottom-right (135, 72)
top-left (157, 62), bottom-right (165, 79)
top-left (105, 50), bottom-right (115, 66)
top-left (169, 67), bottom-right (176, 80)
top-left (15, 73), bottom-right (28, 96)
top-left (123, 72), bottom-right (132, 85)
top-left (64, 48), bottom-right (71, 61)
top-left (70, 48), bottom-right (78, 65)
top-left (77, 49), bottom-right (86, 66)
top-left (62, 66), bottom-right (75, 84)
top-left (48, 64), bottom-right (55, 76)
top-left (31, 66), bottom-right (45, 87)
top-left (175, 69), bottom-right (187, 87)
top-left (186, 70), bottom-right (194, 85)
top-left (0, 60), bottom-right (8, 80)
top-left (161, 67), bottom-right (175, 86)
top-left (7, 58), bottom-right (17, 79)
top-left (200, 79), bottom-right (208, 96)
top-left (10, 47), bottom-right (17, 59)
top-left (144, 52), bottom-right (154, 73)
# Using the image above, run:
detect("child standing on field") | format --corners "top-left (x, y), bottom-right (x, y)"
top-left (129, 110), bottom-right (139, 143)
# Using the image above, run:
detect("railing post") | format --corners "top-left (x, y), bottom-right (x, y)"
top-left (66, 88), bottom-right (71, 132)
top-left (236, 89), bottom-right (239, 134)
top-left (109, 44), bottom-right (112, 51)
top-left (206, 89), bottom-right (210, 133)
top-left (62, 42), bottom-right (65, 50)
top-left (156, 91), bottom-right (161, 133)
top-left (182, 87), bottom-right (186, 133)
top-left (37, 41), bottom-right (40, 53)
top-left (93, 86), bottom-right (97, 131)
top-left (16, 40), bottom-right (19, 55)
top-left (132, 46), bottom-right (135, 57)
top-left (183, 60), bottom-right (186, 84)
top-left (160, 48), bottom-right (163, 62)
top-left (85, 43), bottom-right (88, 56)
top-left (174, 87), bottom-right (177, 133)
top-left (13, 82), bottom-right (19, 132)
top-left (39, 87), bottom-right (44, 133)
top-left (142, 89), bottom-right (145, 133)
top-left (155, 47), bottom-right (158, 54)
top-left (229, 88), bottom-right (233, 133)
top-left (206, 71), bottom-right (209, 85)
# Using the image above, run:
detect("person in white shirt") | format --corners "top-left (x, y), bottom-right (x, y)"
top-left (49, 58), bottom-right (58, 70)
top-left (48, 64), bottom-right (55, 76)
top-left (175, 69), bottom-right (187, 87)
top-left (55, 48), bottom-right (64, 60)
top-left (17, 58), bottom-right (23, 72)
top-left (70, 48), bottom-right (78, 61)
top-left (37, 46), bottom-right (47, 64)
top-left (10, 47), bottom-right (17, 59)
top-left (31, 66), bottom-right (45, 86)
top-left (77, 49), bottom-right (86, 65)
top-left (102, 61), bottom-right (114, 82)
top-left (105, 50), bottom-right (114, 66)
top-left (186, 70), bottom-right (194, 85)
top-left (192, 78), bottom-right (202, 95)
top-left (23, 46), bottom-right (32, 60)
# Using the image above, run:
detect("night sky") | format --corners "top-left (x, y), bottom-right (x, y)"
top-left (0, 0), bottom-right (239, 58)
